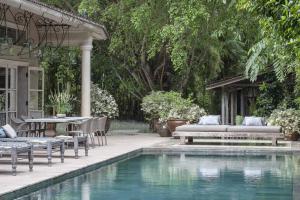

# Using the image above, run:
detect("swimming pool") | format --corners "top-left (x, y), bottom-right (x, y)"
top-left (17, 153), bottom-right (300, 200)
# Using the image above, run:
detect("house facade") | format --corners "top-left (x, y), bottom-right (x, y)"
top-left (0, 0), bottom-right (108, 126)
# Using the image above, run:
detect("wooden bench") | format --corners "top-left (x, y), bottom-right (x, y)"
top-left (173, 131), bottom-right (284, 146)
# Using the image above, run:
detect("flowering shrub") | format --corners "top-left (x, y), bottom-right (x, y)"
top-left (165, 104), bottom-right (206, 123)
top-left (141, 91), bottom-right (206, 123)
top-left (141, 91), bottom-right (184, 120)
top-left (268, 109), bottom-right (300, 135)
top-left (91, 83), bottom-right (119, 118)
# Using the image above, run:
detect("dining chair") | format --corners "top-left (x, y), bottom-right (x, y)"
top-left (68, 118), bottom-right (95, 148)
top-left (9, 117), bottom-right (29, 137)
top-left (21, 115), bottom-right (37, 137)
top-left (97, 116), bottom-right (107, 146)
top-left (92, 117), bottom-right (100, 146)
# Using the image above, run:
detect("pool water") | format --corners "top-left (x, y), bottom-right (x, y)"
top-left (17, 153), bottom-right (300, 200)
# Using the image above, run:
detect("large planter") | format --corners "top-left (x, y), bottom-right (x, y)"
top-left (286, 132), bottom-right (300, 141)
top-left (157, 126), bottom-right (171, 137)
top-left (167, 119), bottom-right (187, 133)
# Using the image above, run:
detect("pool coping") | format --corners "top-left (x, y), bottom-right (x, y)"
top-left (3, 145), bottom-right (300, 199)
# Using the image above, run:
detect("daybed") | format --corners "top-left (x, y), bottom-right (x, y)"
top-left (0, 137), bottom-right (64, 166)
top-left (173, 125), bottom-right (283, 146)
top-left (1, 124), bottom-right (65, 166)
top-left (0, 142), bottom-right (33, 175)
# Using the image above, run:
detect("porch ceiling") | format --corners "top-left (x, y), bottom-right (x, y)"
top-left (0, 0), bottom-right (108, 41)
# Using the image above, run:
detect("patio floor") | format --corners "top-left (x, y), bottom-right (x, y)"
top-left (1, 133), bottom-right (300, 198)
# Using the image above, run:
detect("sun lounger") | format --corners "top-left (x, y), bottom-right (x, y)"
top-left (173, 125), bottom-right (283, 146)
top-left (0, 142), bottom-right (33, 175)
top-left (56, 135), bottom-right (89, 159)
top-left (0, 137), bottom-right (64, 166)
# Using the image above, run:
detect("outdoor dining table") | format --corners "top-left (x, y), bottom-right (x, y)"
top-left (24, 117), bottom-right (91, 137)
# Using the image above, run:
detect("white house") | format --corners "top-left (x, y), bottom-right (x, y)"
top-left (0, 0), bottom-right (108, 125)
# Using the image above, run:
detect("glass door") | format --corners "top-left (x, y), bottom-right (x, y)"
top-left (7, 66), bottom-right (17, 121)
top-left (0, 66), bottom-right (6, 125)
top-left (28, 67), bottom-right (44, 118)
top-left (0, 62), bottom-right (17, 125)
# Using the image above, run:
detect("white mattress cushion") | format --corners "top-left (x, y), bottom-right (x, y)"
top-left (176, 125), bottom-right (229, 132)
top-left (227, 126), bottom-right (281, 133)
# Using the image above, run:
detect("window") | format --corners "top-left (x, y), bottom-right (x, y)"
top-left (0, 25), bottom-right (26, 45)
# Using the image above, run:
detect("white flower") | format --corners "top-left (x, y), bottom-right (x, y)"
top-left (91, 83), bottom-right (119, 118)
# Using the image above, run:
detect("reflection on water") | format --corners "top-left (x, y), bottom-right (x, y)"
top-left (17, 154), bottom-right (300, 200)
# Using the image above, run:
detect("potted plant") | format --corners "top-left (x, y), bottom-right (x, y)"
top-left (91, 83), bottom-right (119, 132)
top-left (164, 105), bottom-right (206, 133)
top-left (268, 109), bottom-right (300, 141)
top-left (49, 90), bottom-right (74, 117)
top-left (141, 91), bottom-right (181, 133)
top-left (142, 91), bottom-right (206, 136)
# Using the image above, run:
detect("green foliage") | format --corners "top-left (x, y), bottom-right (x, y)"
top-left (141, 91), bottom-right (206, 123)
top-left (49, 90), bottom-right (75, 114)
top-left (40, 0), bottom-right (300, 121)
top-left (235, 115), bottom-right (243, 125)
top-left (40, 47), bottom-right (80, 114)
top-left (254, 75), bottom-right (284, 117)
top-left (268, 109), bottom-right (300, 136)
top-left (295, 67), bottom-right (300, 109)
top-left (92, 0), bottom-right (257, 118)
top-left (240, 0), bottom-right (300, 82)
top-left (141, 91), bottom-right (186, 120)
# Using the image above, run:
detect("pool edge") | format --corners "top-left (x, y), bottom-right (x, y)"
top-left (0, 148), bottom-right (142, 200)
top-left (3, 146), bottom-right (300, 199)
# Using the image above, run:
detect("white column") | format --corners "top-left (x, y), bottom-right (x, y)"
top-left (80, 37), bottom-right (93, 117)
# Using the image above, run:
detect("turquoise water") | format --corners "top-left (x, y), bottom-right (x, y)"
top-left (17, 154), bottom-right (300, 200)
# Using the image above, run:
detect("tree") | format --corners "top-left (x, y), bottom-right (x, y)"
top-left (40, 0), bottom-right (263, 118)
top-left (239, 0), bottom-right (300, 108)
top-left (239, 0), bottom-right (300, 81)
top-left (91, 0), bottom-right (258, 113)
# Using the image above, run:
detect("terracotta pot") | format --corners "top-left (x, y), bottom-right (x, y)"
top-left (286, 132), bottom-right (300, 141)
top-left (157, 126), bottom-right (171, 137)
top-left (167, 119), bottom-right (187, 133)
top-left (105, 118), bottom-right (111, 133)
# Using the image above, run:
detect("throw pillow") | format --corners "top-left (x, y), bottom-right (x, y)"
top-left (242, 117), bottom-right (264, 126)
top-left (2, 124), bottom-right (17, 138)
top-left (0, 127), bottom-right (6, 138)
top-left (198, 115), bottom-right (221, 125)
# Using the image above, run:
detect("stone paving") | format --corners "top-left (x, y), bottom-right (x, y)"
top-left (1, 133), bottom-right (300, 198)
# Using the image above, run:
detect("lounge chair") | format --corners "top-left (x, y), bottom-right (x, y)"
top-left (1, 124), bottom-right (64, 166)
top-left (0, 142), bottom-right (33, 175)
top-left (173, 125), bottom-right (283, 146)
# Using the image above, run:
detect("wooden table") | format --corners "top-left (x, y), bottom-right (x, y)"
top-left (24, 117), bottom-right (91, 137)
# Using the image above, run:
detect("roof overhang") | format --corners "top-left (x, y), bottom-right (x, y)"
top-left (0, 0), bottom-right (108, 40)
top-left (206, 75), bottom-right (248, 90)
